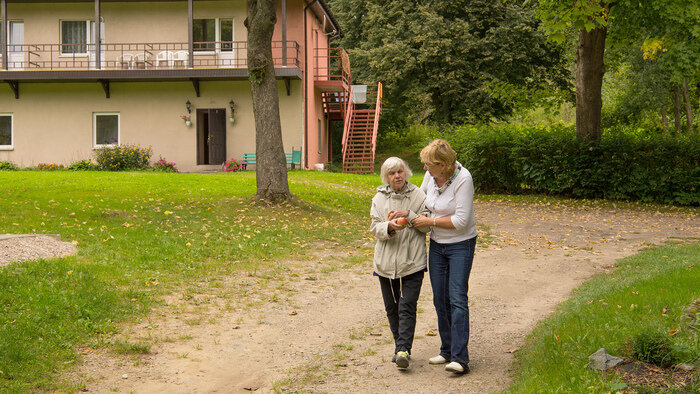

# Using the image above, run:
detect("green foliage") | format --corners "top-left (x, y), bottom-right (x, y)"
top-left (67, 160), bottom-right (100, 171)
top-left (328, 0), bottom-right (572, 127)
top-left (509, 242), bottom-right (700, 392)
top-left (94, 145), bottom-right (151, 171)
top-left (446, 125), bottom-right (699, 205)
top-left (0, 160), bottom-right (18, 171)
top-left (631, 330), bottom-right (678, 368)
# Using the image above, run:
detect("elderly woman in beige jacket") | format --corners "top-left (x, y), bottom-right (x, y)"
top-left (370, 157), bottom-right (430, 370)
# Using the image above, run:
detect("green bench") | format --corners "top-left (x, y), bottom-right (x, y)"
top-left (241, 148), bottom-right (301, 170)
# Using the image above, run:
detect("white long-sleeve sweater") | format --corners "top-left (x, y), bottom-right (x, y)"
top-left (420, 162), bottom-right (477, 243)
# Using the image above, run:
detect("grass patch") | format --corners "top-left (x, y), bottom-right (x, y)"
top-left (508, 243), bottom-right (700, 392)
top-left (0, 171), bottom-right (376, 391)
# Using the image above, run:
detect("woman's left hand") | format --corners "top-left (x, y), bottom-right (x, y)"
top-left (387, 210), bottom-right (408, 220)
top-left (411, 214), bottom-right (432, 228)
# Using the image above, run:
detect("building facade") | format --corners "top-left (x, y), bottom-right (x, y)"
top-left (0, 0), bottom-right (356, 172)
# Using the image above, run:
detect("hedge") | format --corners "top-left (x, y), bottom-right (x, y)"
top-left (445, 125), bottom-right (699, 206)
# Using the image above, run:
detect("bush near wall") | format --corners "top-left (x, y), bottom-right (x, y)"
top-left (446, 125), bottom-right (699, 206)
top-left (94, 145), bottom-right (152, 171)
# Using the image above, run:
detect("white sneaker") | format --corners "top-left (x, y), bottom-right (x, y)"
top-left (429, 355), bottom-right (448, 364)
top-left (445, 361), bottom-right (468, 374)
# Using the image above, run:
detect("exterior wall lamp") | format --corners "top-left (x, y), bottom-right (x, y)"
top-left (229, 100), bottom-right (235, 123)
top-left (186, 100), bottom-right (192, 114)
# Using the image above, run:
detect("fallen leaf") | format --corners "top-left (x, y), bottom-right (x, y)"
top-left (506, 348), bottom-right (518, 354)
top-left (669, 328), bottom-right (679, 336)
top-left (289, 311), bottom-right (297, 316)
top-left (426, 330), bottom-right (437, 336)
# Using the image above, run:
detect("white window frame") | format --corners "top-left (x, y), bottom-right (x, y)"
top-left (0, 113), bottom-right (13, 150)
top-left (60, 20), bottom-right (90, 57)
top-left (93, 112), bottom-right (120, 148)
top-left (192, 18), bottom-right (233, 55)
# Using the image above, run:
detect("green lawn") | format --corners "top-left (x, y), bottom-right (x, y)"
top-left (0, 170), bottom-right (378, 391)
top-left (508, 242), bottom-right (700, 392)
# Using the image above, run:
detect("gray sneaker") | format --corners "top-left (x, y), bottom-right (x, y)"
top-left (395, 351), bottom-right (410, 369)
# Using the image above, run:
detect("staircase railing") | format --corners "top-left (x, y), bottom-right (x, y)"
top-left (371, 82), bottom-right (383, 163)
top-left (341, 85), bottom-right (355, 163)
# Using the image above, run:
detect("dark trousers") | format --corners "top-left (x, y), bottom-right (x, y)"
top-left (378, 270), bottom-right (424, 354)
top-left (429, 237), bottom-right (476, 367)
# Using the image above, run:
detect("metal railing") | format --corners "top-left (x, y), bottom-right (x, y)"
top-left (314, 47), bottom-right (351, 85)
top-left (0, 40), bottom-right (300, 71)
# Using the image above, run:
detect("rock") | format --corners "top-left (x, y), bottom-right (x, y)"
top-left (674, 363), bottom-right (695, 372)
top-left (588, 348), bottom-right (624, 371)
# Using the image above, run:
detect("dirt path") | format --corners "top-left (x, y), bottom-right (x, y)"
top-left (70, 200), bottom-right (699, 393)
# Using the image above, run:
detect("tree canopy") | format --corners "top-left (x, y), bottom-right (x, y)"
top-left (328, 0), bottom-right (572, 128)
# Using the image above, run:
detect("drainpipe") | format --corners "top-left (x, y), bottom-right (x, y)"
top-left (1, 0), bottom-right (7, 70)
top-left (303, 0), bottom-right (318, 170)
top-left (282, 0), bottom-right (286, 67)
top-left (187, 0), bottom-right (193, 67)
top-left (94, 0), bottom-right (100, 69)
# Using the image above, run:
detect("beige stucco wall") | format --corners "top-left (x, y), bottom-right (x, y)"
top-left (0, 80), bottom-right (303, 172)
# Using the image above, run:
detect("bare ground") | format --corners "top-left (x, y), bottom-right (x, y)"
top-left (62, 200), bottom-right (698, 393)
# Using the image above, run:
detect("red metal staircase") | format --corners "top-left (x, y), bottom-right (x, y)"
top-left (315, 48), bottom-right (382, 174)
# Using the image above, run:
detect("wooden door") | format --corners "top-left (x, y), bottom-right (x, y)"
top-left (207, 108), bottom-right (226, 165)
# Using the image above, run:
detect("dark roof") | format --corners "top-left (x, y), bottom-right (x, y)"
top-left (315, 0), bottom-right (342, 38)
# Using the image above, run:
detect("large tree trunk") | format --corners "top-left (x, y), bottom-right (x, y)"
top-left (673, 85), bottom-right (682, 132)
top-left (246, 0), bottom-right (291, 202)
top-left (575, 27), bottom-right (606, 141)
top-left (682, 78), bottom-right (693, 133)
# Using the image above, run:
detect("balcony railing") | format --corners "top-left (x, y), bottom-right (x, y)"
top-left (0, 41), bottom-right (300, 71)
top-left (314, 47), bottom-right (351, 85)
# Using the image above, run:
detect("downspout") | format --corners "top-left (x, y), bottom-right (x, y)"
top-left (94, 0), bottom-right (100, 69)
top-left (1, 0), bottom-right (7, 70)
top-left (187, 0), bottom-right (193, 68)
top-left (303, 0), bottom-right (318, 170)
top-left (282, 0), bottom-right (286, 66)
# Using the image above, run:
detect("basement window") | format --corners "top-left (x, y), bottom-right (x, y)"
top-left (93, 113), bottom-right (119, 147)
top-left (0, 114), bottom-right (13, 150)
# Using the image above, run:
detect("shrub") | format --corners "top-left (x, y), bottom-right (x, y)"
top-left (151, 157), bottom-right (178, 173)
top-left (0, 160), bottom-right (18, 171)
top-left (36, 163), bottom-right (66, 171)
top-left (222, 158), bottom-right (243, 172)
top-left (68, 159), bottom-right (100, 171)
top-left (94, 144), bottom-right (151, 171)
top-left (631, 330), bottom-right (678, 368)
top-left (446, 125), bottom-right (700, 206)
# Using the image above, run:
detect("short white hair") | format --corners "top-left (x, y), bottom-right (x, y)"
top-left (380, 157), bottom-right (412, 184)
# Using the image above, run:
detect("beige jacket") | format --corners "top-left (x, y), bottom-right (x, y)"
top-left (370, 182), bottom-right (430, 279)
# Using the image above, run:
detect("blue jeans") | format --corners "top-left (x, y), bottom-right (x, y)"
top-left (429, 237), bottom-right (476, 367)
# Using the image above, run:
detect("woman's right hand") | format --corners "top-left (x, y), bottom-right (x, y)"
top-left (387, 219), bottom-right (407, 231)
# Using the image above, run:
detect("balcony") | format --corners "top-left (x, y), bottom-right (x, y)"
top-left (0, 40), bottom-right (301, 98)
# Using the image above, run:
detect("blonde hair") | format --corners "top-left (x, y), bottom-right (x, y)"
top-left (420, 139), bottom-right (457, 175)
top-left (380, 157), bottom-right (412, 185)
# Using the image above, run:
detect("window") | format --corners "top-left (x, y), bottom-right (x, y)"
top-left (0, 114), bottom-right (12, 149)
top-left (193, 18), bottom-right (233, 52)
top-left (93, 113), bottom-right (119, 147)
top-left (61, 20), bottom-right (88, 54)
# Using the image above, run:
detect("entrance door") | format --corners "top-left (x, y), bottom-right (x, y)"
top-left (8, 21), bottom-right (24, 70)
top-left (196, 108), bottom-right (227, 165)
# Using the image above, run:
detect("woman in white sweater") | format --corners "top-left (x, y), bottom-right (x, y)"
top-left (411, 139), bottom-right (477, 375)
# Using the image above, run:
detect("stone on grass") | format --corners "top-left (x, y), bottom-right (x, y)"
top-left (589, 348), bottom-right (624, 371)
